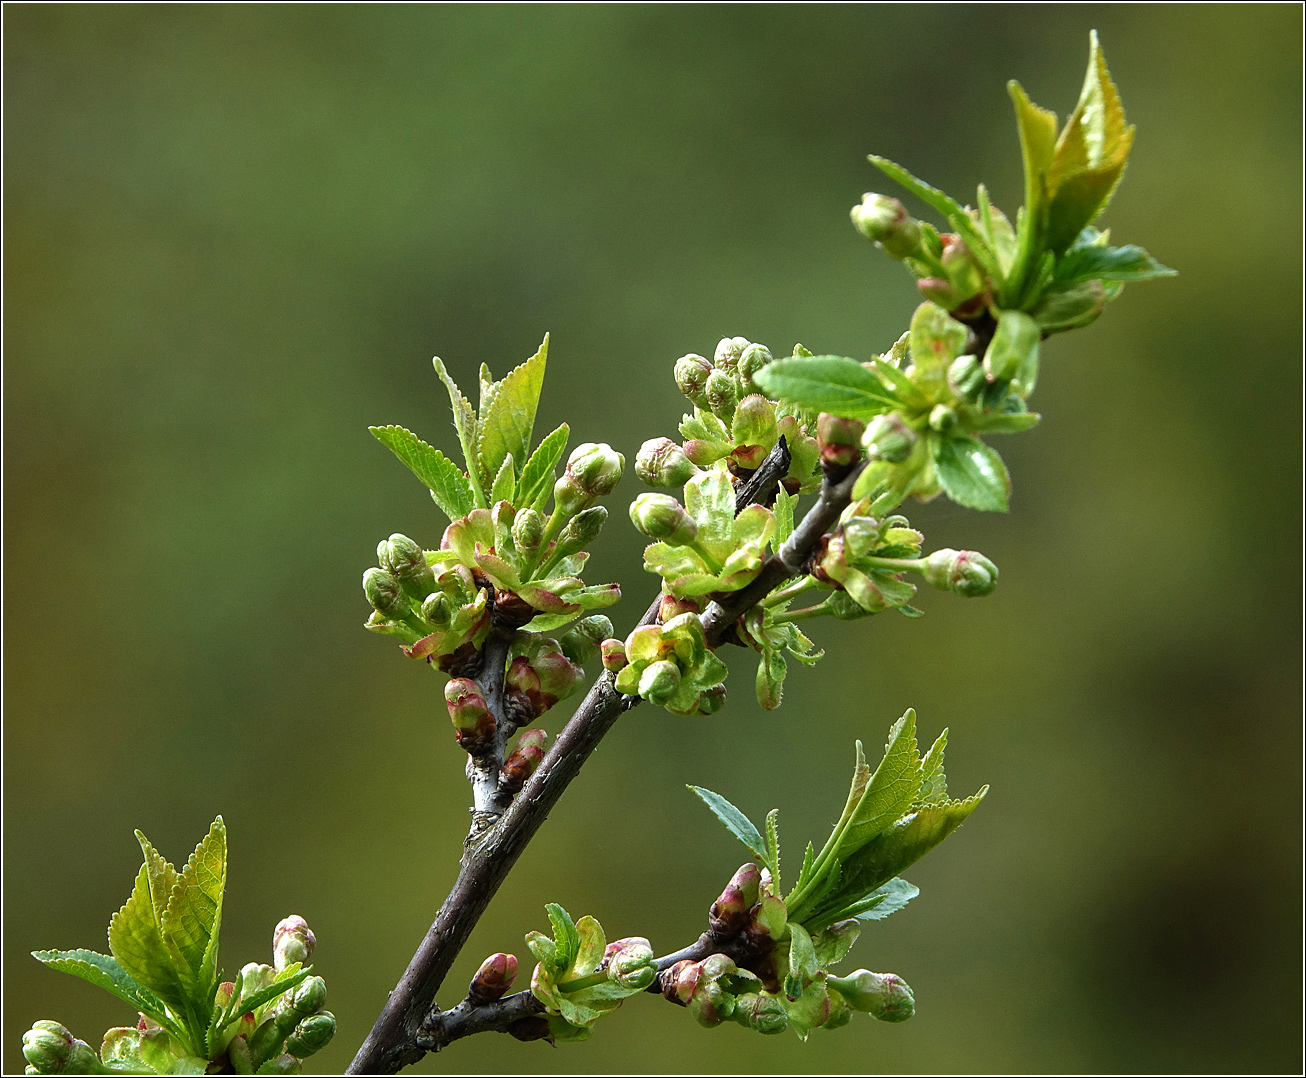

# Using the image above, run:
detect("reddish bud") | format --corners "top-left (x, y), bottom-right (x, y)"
top-left (468, 952), bottom-right (519, 1003)
top-left (600, 638), bottom-right (628, 672)
top-left (818, 413), bottom-right (866, 471)
top-left (500, 729), bottom-right (548, 791)
top-left (658, 593), bottom-right (701, 623)
top-left (445, 678), bottom-right (495, 753)
top-left (709, 862), bottom-right (762, 936)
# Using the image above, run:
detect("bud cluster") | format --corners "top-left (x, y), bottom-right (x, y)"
top-left (612, 611), bottom-right (729, 716)
top-left (505, 634), bottom-right (585, 723)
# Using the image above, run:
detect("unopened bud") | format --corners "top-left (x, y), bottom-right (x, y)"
top-left (273, 915), bottom-right (316, 972)
top-left (948, 353), bottom-right (986, 400)
top-left (928, 403), bottom-right (957, 433)
top-left (567, 443), bottom-right (624, 499)
top-left (468, 953), bottom-right (519, 1003)
top-left (658, 593), bottom-right (700, 622)
top-left (710, 862), bottom-right (762, 935)
top-left (674, 353), bottom-right (713, 406)
top-left (704, 368), bottom-right (739, 422)
top-left (599, 638), bottom-right (627, 673)
top-left (683, 438), bottom-right (730, 467)
top-left (818, 413), bottom-right (866, 470)
top-left (445, 678), bottom-right (495, 751)
top-left (559, 615), bottom-right (613, 666)
top-left (377, 534), bottom-right (435, 599)
top-left (733, 991), bottom-right (789, 1034)
top-left (940, 234), bottom-right (985, 301)
top-left (737, 343), bottom-right (774, 391)
top-left (923, 548), bottom-right (998, 597)
top-left (638, 659), bottom-right (682, 706)
top-left (531, 645), bottom-right (582, 708)
top-left (363, 567), bottom-right (409, 620)
top-left (554, 506), bottom-right (607, 558)
top-left (862, 414), bottom-right (917, 464)
top-left (629, 493), bottom-right (698, 545)
top-left (604, 937), bottom-right (656, 990)
top-left (713, 336), bottom-right (751, 373)
top-left (983, 309), bottom-right (1040, 384)
top-left (285, 1011), bottom-right (335, 1058)
top-left (511, 508), bottom-right (544, 558)
top-left (420, 591), bottom-right (452, 628)
top-left (287, 975), bottom-right (329, 1021)
top-left (500, 729), bottom-right (548, 790)
top-left (22, 1021), bottom-right (99, 1074)
top-left (828, 969), bottom-right (915, 1022)
top-left (1029, 280), bottom-right (1105, 334)
top-left (851, 193), bottom-right (922, 259)
top-left (635, 437), bottom-right (699, 488)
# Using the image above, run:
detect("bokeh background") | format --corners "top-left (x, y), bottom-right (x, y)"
top-left (5, 5), bottom-right (1301, 1074)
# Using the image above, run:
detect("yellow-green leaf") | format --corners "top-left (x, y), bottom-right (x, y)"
top-left (479, 335), bottom-right (548, 493)
top-left (433, 356), bottom-right (486, 508)
top-left (161, 817), bottom-right (227, 1013)
top-left (108, 863), bottom-right (187, 1011)
top-left (369, 425), bottom-right (474, 521)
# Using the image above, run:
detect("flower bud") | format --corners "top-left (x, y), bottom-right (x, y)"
top-left (468, 952), bottom-right (519, 1003)
top-left (683, 438), bottom-right (730, 467)
top-left (851, 193), bottom-right (922, 259)
top-left (604, 937), bottom-right (656, 991)
top-left (818, 413), bottom-right (866, 470)
top-left (629, 493), bottom-right (698, 546)
top-left (273, 915), bottom-right (316, 972)
top-left (710, 862), bottom-right (762, 935)
top-left (861, 414), bottom-right (917, 464)
top-left (733, 991), bottom-right (789, 1034)
top-left (674, 353), bottom-right (713, 406)
top-left (559, 615), bottom-right (612, 666)
top-left (287, 975), bottom-right (329, 1020)
top-left (445, 678), bottom-right (495, 752)
top-left (600, 638), bottom-right (627, 672)
top-left (500, 729), bottom-right (548, 790)
top-left (916, 276), bottom-right (963, 309)
top-left (713, 336), bottom-right (751, 373)
top-left (948, 353), bottom-right (986, 401)
top-left (1029, 280), bottom-right (1105, 334)
top-left (928, 403), bottom-right (958, 433)
top-left (923, 548), bottom-right (998, 597)
top-left (554, 443), bottom-right (624, 516)
top-left (704, 368), bottom-right (738, 422)
top-left (635, 437), bottom-right (699, 488)
top-left (658, 593), bottom-right (700, 622)
top-left (841, 516), bottom-right (879, 561)
top-left (827, 970), bottom-right (915, 1022)
top-left (673, 954), bottom-right (739, 1027)
top-left (420, 591), bottom-right (453, 629)
top-left (554, 506), bottom-right (607, 558)
top-left (940, 234), bottom-right (985, 301)
top-left (21, 1021), bottom-right (100, 1074)
top-left (377, 533), bottom-right (436, 600)
top-left (363, 567), bottom-right (409, 620)
top-left (511, 508), bottom-right (544, 558)
top-left (286, 1011), bottom-right (335, 1058)
top-left (638, 659), bottom-right (682, 706)
top-left (737, 343), bottom-right (774, 390)
top-left (983, 309), bottom-right (1040, 384)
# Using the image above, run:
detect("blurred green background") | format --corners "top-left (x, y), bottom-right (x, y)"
top-left (4, 5), bottom-right (1301, 1074)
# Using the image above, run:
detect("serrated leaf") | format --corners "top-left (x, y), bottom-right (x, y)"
top-left (687, 785), bottom-right (768, 863)
top-left (1007, 79), bottom-right (1058, 225)
top-left (31, 950), bottom-right (180, 1035)
top-left (932, 433), bottom-right (1011, 512)
top-left (917, 729), bottom-right (949, 805)
top-left (220, 966), bottom-right (313, 1029)
top-left (909, 301), bottom-right (969, 379)
top-left (754, 356), bottom-right (897, 419)
top-left (108, 864), bottom-right (187, 1012)
top-left (1054, 242), bottom-right (1175, 285)
top-left (432, 357), bottom-right (486, 508)
top-left (545, 903), bottom-right (579, 973)
top-left (765, 809), bottom-right (782, 891)
top-left (479, 335), bottom-right (548, 492)
top-left (836, 710), bottom-right (923, 856)
top-left (369, 425), bottom-right (474, 521)
top-left (773, 488), bottom-right (798, 545)
top-left (517, 422), bottom-right (569, 509)
top-left (489, 453), bottom-right (516, 505)
top-left (857, 877), bottom-right (920, 922)
top-left (478, 362), bottom-right (499, 423)
top-left (161, 817), bottom-right (226, 1015)
top-left (798, 841), bottom-right (816, 891)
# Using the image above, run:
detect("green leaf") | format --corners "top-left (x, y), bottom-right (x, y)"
top-left (489, 453), bottom-right (516, 505)
top-left (932, 434), bottom-right (1011, 512)
top-left (1007, 79), bottom-right (1058, 224)
top-left (1054, 242), bottom-right (1176, 285)
top-left (31, 950), bottom-right (180, 1035)
top-left (909, 302), bottom-right (969, 379)
top-left (836, 709), bottom-right (923, 856)
top-left (970, 410), bottom-right (1042, 434)
top-left (478, 362), bottom-right (499, 424)
top-left (687, 785), bottom-right (768, 863)
top-left (570, 915), bottom-right (607, 980)
top-left (856, 877), bottom-right (920, 922)
top-left (773, 488), bottom-right (798, 546)
top-left (545, 903), bottom-right (580, 973)
top-left (161, 817), bottom-right (226, 1015)
top-left (479, 335), bottom-right (548, 493)
top-left (220, 967), bottom-right (314, 1029)
top-left (917, 729), bottom-right (949, 805)
top-left (369, 426), bottom-right (474, 521)
top-left (868, 155), bottom-right (1003, 282)
top-left (754, 356), bottom-right (897, 419)
top-left (432, 356), bottom-right (486, 508)
top-left (108, 864), bottom-right (187, 1012)
top-left (765, 809), bottom-right (782, 891)
top-left (517, 423), bottom-right (569, 509)
top-left (784, 923), bottom-right (818, 1002)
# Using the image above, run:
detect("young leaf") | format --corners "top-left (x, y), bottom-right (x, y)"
top-left (31, 950), bottom-right (180, 1036)
top-left (220, 967), bottom-right (314, 1030)
top-left (836, 709), bottom-right (923, 857)
top-left (161, 817), bottom-right (227, 1015)
top-left (1053, 242), bottom-right (1176, 285)
top-left (765, 809), bottom-right (782, 891)
top-left (784, 922), bottom-right (819, 1002)
top-left (369, 425), bottom-right (474, 521)
top-left (773, 488), bottom-right (798, 546)
top-left (479, 335), bottom-right (548, 491)
top-left (432, 356), bottom-right (486, 508)
top-left (932, 433), bottom-right (1012, 512)
top-left (687, 785), bottom-right (768, 863)
top-left (478, 362), bottom-right (499, 424)
top-left (545, 903), bottom-right (580, 973)
top-left (517, 422), bottom-right (570, 509)
top-left (489, 453), bottom-right (516, 505)
top-left (108, 864), bottom-right (187, 1012)
top-left (754, 356), bottom-right (897, 419)
top-left (815, 877), bottom-right (921, 927)
top-left (1007, 80), bottom-right (1058, 223)
top-left (917, 729), bottom-right (949, 805)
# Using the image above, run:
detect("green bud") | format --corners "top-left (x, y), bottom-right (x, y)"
top-left (713, 336), bottom-right (751, 373)
top-left (419, 591), bottom-right (452, 629)
top-left (445, 678), bottom-right (495, 751)
top-left (273, 915), bottom-right (316, 972)
top-left (704, 368), bottom-right (738, 422)
top-left (363, 567), bottom-right (409, 620)
top-left (554, 506), bottom-right (607, 558)
top-left (733, 991), bottom-right (789, 1035)
top-left (377, 533), bottom-right (436, 600)
top-left (841, 516), bottom-right (879, 561)
top-left (737, 343), bottom-right (774, 391)
top-left (469, 953), bottom-right (519, 1004)
top-left (928, 403), bottom-right (958, 433)
top-left (940, 234), bottom-right (985, 301)
top-left (1029, 280), bottom-right (1105, 334)
top-left (635, 437), bottom-right (699, 488)
top-left (285, 1011), bottom-right (335, 1058)
top-left (851, 193), bottom-right (922, 259)
top-left (21, 1021), bottom-right (100, 1074)
top-left (923, 548), bottom-right (998, 597)
top-left (827, 969), bottom-right (915, 1022)
top-left (710, 862), bottom-right (761, 935)
top-left (629, 493), bottom-right (698, 546)
top-left (947, 353), bottom-right (986, 401)
top-left (287, 975), bottom-right (329, 1021)
top-left (818, 413), bottom-right (866, 470)
top-left (861, 414), bottom-right (917, 464)
top-left (638, 659), bottom-right (682, 706)
top-left (555, 444), bottom-right (624, 515)
top-left (674, 353), bottom-right (713, 407)
top-left (559, 615), bottom-right (612, 665)
top-left (983, 309), bottom-right (1041, 384)
top-left (511, 508), bottom-right (544, 559)
top-left (500, 728), bottom-right (548, 790)
top-left (604, 937), bottom-right (656, 991)
top-left (600, 638), bottom-right (627, 672)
